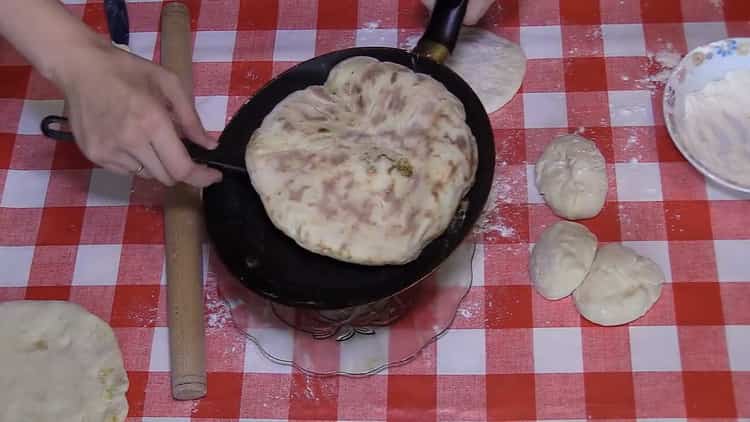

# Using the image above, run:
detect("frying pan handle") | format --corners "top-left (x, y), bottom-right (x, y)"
top-left (39, 115), bottom-right (245, 175)
top-left (184, 139), bottom-right (248, 175)
top-left (40, 115), bottom-right (76, 142)
top-left (414, 0), bottom-right (468, 64)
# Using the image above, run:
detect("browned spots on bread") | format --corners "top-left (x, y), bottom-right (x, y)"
top-left (361, 64), bottom-right (386, 84)
top-left (289, 185), bottom-right (310, 201)
top-left (387, 91), bottom-right (406, 112)
top-left (329, 152), bottom-right (348, 165)
top-left (371, 113), bottom-right (387, 126)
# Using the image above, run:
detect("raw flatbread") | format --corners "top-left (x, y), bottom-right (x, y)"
top-left (246, 56), bottom-right (477, 265)
top-left (530, 221), bottom-right (597, 300)
top-left (535, 134), bottom-right (608, 220)
top-left (0, 300), bottom-right (129, 422)
top-left (444, 27), bottom-right (526, 114)
top-left (573, 244), bottom-right (664, 326)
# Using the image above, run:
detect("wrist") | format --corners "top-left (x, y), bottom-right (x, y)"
top-left (45, 33), bottom-right (110, 88)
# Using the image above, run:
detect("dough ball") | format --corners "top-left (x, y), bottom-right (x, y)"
top-left (573, 244), bottom-right (665, 326)
top-left (530, 221), bottom-right (598, 300)
top-left (421, 0), bottom-right (496, 26)
top-left (0, 300), bottom-right (129, 422)
top-left (445, 28), bottom-right (526, 114)
top-left (535, 134), bottom-right (608, 220)
top-left (246, 57), bottom-right (477, 265)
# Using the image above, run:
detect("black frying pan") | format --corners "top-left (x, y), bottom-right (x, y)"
top-left (41, 0), bottom-right (496, 310)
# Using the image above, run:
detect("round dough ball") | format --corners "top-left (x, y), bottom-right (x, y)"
top-left (573, 244), bottom-right (665, 326)
top-left (530, 221), bottom-right (598, 300)
top-left (535, 134), bottom-right (608, 220)
top-left (0, 300), bottom-right (129, 422)
top-left (246, 56), bottom-right (477, 265)
top-left (444, 28), bottom-right (526, 114)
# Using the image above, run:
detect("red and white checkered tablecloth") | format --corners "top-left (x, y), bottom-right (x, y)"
top-left (1, 0), bottom-right (750, 420)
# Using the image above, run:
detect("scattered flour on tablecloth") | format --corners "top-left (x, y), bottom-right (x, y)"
top-left (291, 376), bottom-right (336, 402)
top-left (303, 376), bottom-right (316, 400)
top-left (458, 300), bottom-right (481, 318)
top-left (358, 20), bottom-right (393, 45)
top-left (638, 47), bottom-right (683, 90)
top-left (400, 34), bottom-right (420, 50)
top-left (619, 129), bottom-right (645, 163)
top-left (566, 26), bottom-right (603, 56)
top-left (363, 20), bottom-right (380, 30)
top-left (128, 307), bottom-right (157, 327)
top-left (472, 162), bottom-right (518, 239)
top-left (205, 284), bottom-right (231, 329)
top-left (245, 69), bottom-right (260, 82)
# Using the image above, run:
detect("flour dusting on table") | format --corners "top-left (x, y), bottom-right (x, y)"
top-left (472, 163), bottom-right (518, 239)
top-left (400, 34), bottom-right (420, 50)
top-left (625, 131), bottom-right (643, 163)
top-left (362, 20), bottom-right (380, 30)
top-left (205, 282), bottom-right (231, 329)
top-left (458, 300), bottom-right (481, 318)
top-left (639, 48), bottom-right (683, 90)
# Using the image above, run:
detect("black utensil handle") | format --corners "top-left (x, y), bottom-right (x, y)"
top-left (414, 0), bottom-right (468, 63)
top-left (39, 116), bottom-right (246, 175)
top-left (183, 139), bottom-right (248, 175)
top-left (40, 115), bottom-right (76, 142)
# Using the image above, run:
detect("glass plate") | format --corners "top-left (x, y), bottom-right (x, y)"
top-left (216, 241), bottom-right (477, 376)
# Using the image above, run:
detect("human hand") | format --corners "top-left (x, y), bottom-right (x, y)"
top-left (421, 0), bottom-right (496, 25)
top-left (58, 43), bottom-right (222, 188)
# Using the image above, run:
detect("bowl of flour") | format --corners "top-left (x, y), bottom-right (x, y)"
top-left (663, 38), bottom-right (750, 193)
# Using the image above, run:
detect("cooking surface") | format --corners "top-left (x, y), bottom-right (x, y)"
top-left (1, 0), bottom-right (749, 420)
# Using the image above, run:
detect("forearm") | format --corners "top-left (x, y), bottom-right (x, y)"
top-left (0, 0), bottom-right (107, 85)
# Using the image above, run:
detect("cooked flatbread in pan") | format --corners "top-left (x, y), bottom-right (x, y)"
top-left (246, 57), bottom-right (477, 265)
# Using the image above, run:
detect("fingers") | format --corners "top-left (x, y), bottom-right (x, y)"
top-left (105, 137), bottom-right (221, 190)
top-left (67, 61), bottom-right (222, 188)
top-left (116, 152), bottom-right (151, 178)
top-left (95, 151), bottom-right (151, 179)
top-left (102, 162), bottom-right (137, 177)
top-left (148, 113), bottom-right (223, 188)
top-left (158, 71), bottom-right (219, 150)
top-left (131, 142), bottom-right (175, 186)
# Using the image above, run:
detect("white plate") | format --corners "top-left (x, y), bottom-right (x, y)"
top-left (663, 38), bottom-right (750, 193)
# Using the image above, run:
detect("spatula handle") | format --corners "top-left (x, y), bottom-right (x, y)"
top-left (160, 1), bottom-right (208, 401)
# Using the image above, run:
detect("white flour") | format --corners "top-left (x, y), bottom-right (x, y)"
top-left (625, 132), bottom-right (642, 163)
top-left (400, 34), bottom-right (420, 50)
top-left (362, 20), bottom-right (380, 30)
top-left (680, 69), bottom-right (750, 187)
top-left (204, 283), bottom-right (231, 329)
top-left (472, 163), bottom-right (518, 239)
top-left (638, 49), bottom-right (683, 90)
top-left (458, 300), bottom-right (481, 318)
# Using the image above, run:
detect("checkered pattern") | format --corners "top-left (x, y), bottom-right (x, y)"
top-left (1, 0), bottom-right (749, 420)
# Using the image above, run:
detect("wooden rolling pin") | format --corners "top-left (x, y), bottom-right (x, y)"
top-left (160, 2), bottom-right (207, 401)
